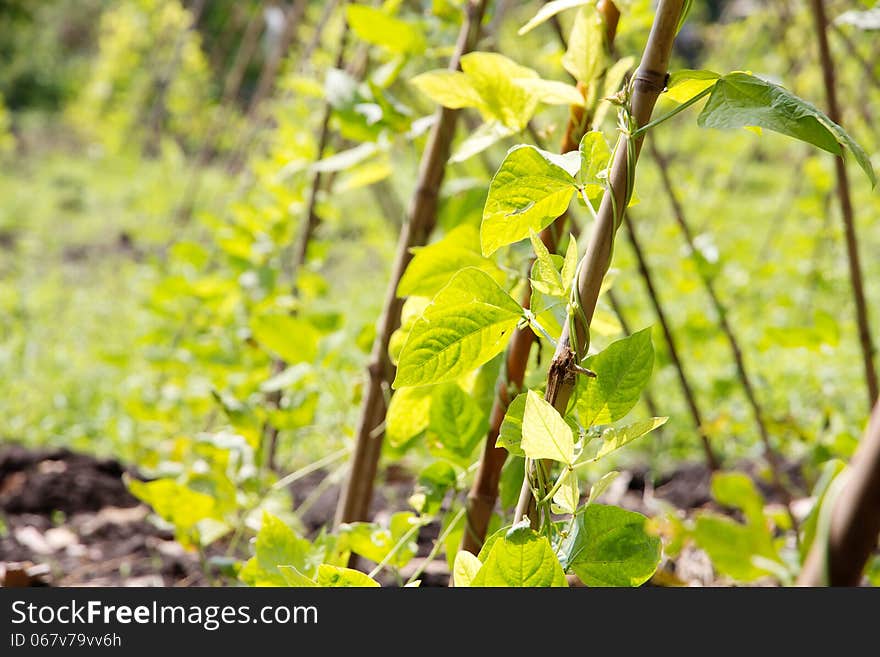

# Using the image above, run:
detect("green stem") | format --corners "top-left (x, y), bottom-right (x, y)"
top-left (629, 85), bottom-right (712, 139)
top-left (368, 521), bottom-right (424, 580)
top-left (405, 507), bottom-right (466, 586)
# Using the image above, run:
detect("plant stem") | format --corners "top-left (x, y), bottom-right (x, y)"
top-left (334, 0), bottom-right (489, 529)
top-left (809, 0), bottom-right (878, 409)
top-left (514, 0), bottom-right (686, 526)
top-left (406, 507), bottom-right (466, 586)
top-left (798, 400), bottom-right (880, 585)
top-left (622, 210), bottom-right (718, 470)
top-left (648, 139), bottom-right (797, 517)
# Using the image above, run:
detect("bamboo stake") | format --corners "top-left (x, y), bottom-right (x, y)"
top-left (798, 400), bottom-right (880, 586)
top-left (514, 0), bottom-right (686, 525)
top-left (460, 0), bottom-right (622, 554)
top-left (334, 0), bottom-right (489, 527)
top-left (809, 0), bottom-right (878, 408)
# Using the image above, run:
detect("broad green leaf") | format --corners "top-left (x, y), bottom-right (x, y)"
top-left (410, 70), bottom-right (483, 109)
top-left (452, 550), bottom-right (483, 587)
top-left (316, 564), bottom-right (380, 587)
top-left (429, 382), bottom-right (486, 457)
top-left (693, 514), bottom-right (779, 582)
top-left (710, 472), bottom-right (766, 526)
top-left (398, 225), bottom-right (505, 297)
top-left (698, 72), bottom-right (876, 186)
top-left (460, 52), bottom-right (540, 129)
top-left (594, 417), bottom-right (668, 460)
top-left (496, 392), bottom-right (527, 457)
top-left (577, 130), bottom-right (612, 199)
top-left (518, 0), bottom-right (589, 35)
top-left (499, 457), bottom-right (526, 509)
top-left (481, 145), bottom-right (578, 256)
top-left (386, 385), bottom-right (433, 448)
top-left (562, 5), bottom-right (605, 85)
top-left (250, 313), bottom-right (320, 365)
top-left (529, 231), bottom-right (565, 296)
top-left (560, 505), bottom-right (660, 587)
top-left (575, 328), bottom-right (654, 427)
top-left (512, 78), bottom-right (584, 107)
top-left (278, 565), bottom-right (317, 587)
top-left (389, 296), bottom-right (430, 365)
top-left (472, 526), bottom-right (567, 587)
top-left (393, 268), bottom-right (522, 388)
top-left (239, 513), bottom-right (319, 587)
top-left (553, 470), bottom-right (580, 514)
top-left (586, 471), bottom-right (620, 506)
top-left (128, 478), bottom-right (217, 547)
top-left (664, 69), bottom-right (720, 104)
top-left (522, 390), bottom-right (575, 464)
top-left (346, 5), bottom-right (425, 54)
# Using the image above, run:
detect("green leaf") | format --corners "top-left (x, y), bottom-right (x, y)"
top-left (250, 313), bottom-right (320, 365)
top-left (459, 52), bottom-right (541, 129)
top-left (393, 268), bottom-right (522, 388)
top-left (499, 457), bottom-right (526, 509)
top-left (562, 5), bottom-right (606, 85)
top-left (449, 121), bottom-right (518, 164)
top-left (575, 328), bottom-right (655, 427)
top-left (512, 78), bottom-right (584, 107)
top-left (429, 383), bottom-right (486, 457)
top-left (128, 478), bottom-right (217, 547)
top-left (529, 231), bottom-right (565, 296)
top-left (664, 69), bottom-right (720, 104)
top-left (413, 462), bottom-right (457, 516)
top-left (410, 70), bottom-right (483, 109)
top-left (346, 5), bottom-right (425, 55)
top-left (521, 390), bottom-right (575, 464)
top-left (340, 512), bottom-right (419, 570)
top-left (553, 470), bottom-right (580, 514)
top-left (594, 417), bottom-right (668, 461)
top-left (693, 514), bottom-right (779, 582)
top-left (386, 385), bottom-right (433, 448)
top-left (698, 72), bottom-right (876, 186)
top-left (577, 130), bottom-right (612, 199)
top-left (316, 564), bottom-right (380, 587)
top-left (239, 513), bottom-right (319, 587)
top-left (560, 505), bottom-right (660, 587)
top-left (452, 550), bottom-right (483, 587)
top-left (398, 225), bottom-right (505, 298)
top-left (561, 234), bottom-right (579, 292)
top-left (710, 472), bottom-right (766, 526)
top-left (586, 471), bottom-right (619, 506)
top-left (496, 393), bottom-right (528, 457)
top-left (472, 526), bottom-right (567, 587)
top-left (481, 145), bottom-right (578, 256)
top-left (278, 565), bottom-right (317, 587)
top-left (518, 0), bottom-right (590, 35)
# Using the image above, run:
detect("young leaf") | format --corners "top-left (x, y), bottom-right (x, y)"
top-left (128, 479), bottom-right (218, 547)
top-left (553, 470), bottom-right (580, 514)
top-left (481, 145), bottom-right (578, 256)
top-left (529, 230), bottom-right (565, 296)
top-left (452, 550), bottom-right (483, 587)
top-left (512, 78), bottom-right (584, 107)
top-left (386, 385), bottom-right (433, 448)
top-left (471, 526), bottom-right (568, 586)
top-left (578, 130), bottom-right (612, 199)
top-left (340, 512), bottom-right (420, 569)
top-left (398, 225), bottom-right (505, 298)
top-left (410, 70), bottom-right (483, 109)
top-left (393, 268), bottom-right (523, 388)
top-left (239, 513), bottom-right (319, 587)
top-left (521, 390), bottom-right (575, 464)
top-left (346, 5), bottom-right (425, 55)
top-left (315, 564), bottom-right (380, 588)
top-left (518, 0), bottom-right (590, 35)
top-left (710, 472), bottom-right (766, 527)
top-left (496, 392), bottom-right (528, 457)
top-left (698, 72), bottom-right (876, 186)
top-left (250, 313), bottom-right (320, 364)
top-left (594, 417), bottom-right (668, 461)
top-left (586, 471), bottom-right (620, 506)
top-left (692, 514), bottom-right (779, 582)
top-left (562, 5), bottom-right (606, 85)
top-left (561, 234), bottom-right (579, 292)
top-left (429, 382), bottom-right (486, 457)
top-left (459, 52), bottom-right (541, 129)
top-left (559, 505), bottom-right (661, 587)
top-left (575, 328), bottom-right (655, 427)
